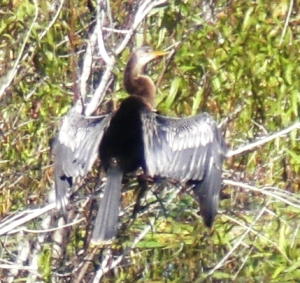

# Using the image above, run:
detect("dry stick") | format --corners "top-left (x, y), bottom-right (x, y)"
top-left (224, 179), bottom-right (300, 208)
top-left (0, 264), bottom-right (39, 273)
top-left (84, 0), bottom-right (114, 116)
top-left (279, 0), bottom-right (294, 45)
top-left (0, 0), bottom-right (39, 99)
top-left (79, 0), bottom-right (113, 107)
top-left (102, 27), bottom-right (129, 33)
top-left (115, 0), bottom-right (167, 55)
top-left (223, 213), bottom-right (278, 247)
top-left (85, 0), bottom-right (167, 115)
top-left (18, 217), bottom-right (84, 234)
top-left (0, 207), bottom-right (85, 236)
top-left (0, 210), bottom-right (30, 229)
top-left (73, 247), bottom-right (100, 283)
top-left (0, 203), bottom-right (55, 237)
top-left (27, 214), bottom-right (53, 283)
top-left (80, 30), bottom-right (98, 101)
top-left (78, 0), bottom-right (110, 105)
top-left (206, 199), bottom-right (273, 277)
top-left (39, 0), bottom-right (65, 40)
top-left (96, 0), bottom-right (112, 65)
top-left (84, 1), bottom-right (115, 115)
top-left (233, 245), bottom-right (255, 281)
top-left (226, 121), bottom-right (300, 158)
top-left (93, 222), bottom-right (154, 283)
top-left (85, 62), bottom-right (115, 116)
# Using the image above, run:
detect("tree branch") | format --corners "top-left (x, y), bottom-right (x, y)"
top-left (0, 0), bottom-right (39, 100)
top-left (84, 0), bottom-right (167, 115)
top-left (227, 121), bottom-right (300, 157)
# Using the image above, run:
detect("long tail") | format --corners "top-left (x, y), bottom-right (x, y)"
top-left (190, 150), bottom-right (223, 228)
top-left (91, 165), bottom-right (123, 244)
top-left (191, 172), bottom-right (221, 228)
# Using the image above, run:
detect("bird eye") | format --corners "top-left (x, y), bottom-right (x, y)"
top-left (144, 46), bottom-right (151, 53)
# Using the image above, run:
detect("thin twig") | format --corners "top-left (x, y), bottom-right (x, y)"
top-left (224, 179), bottom-right (300, 208)
top-left (279, 0), bottom-right (294, 45)
top-left (0, 203), bottom-right (55, 237)
top-left (13, 217), bottom-right (85, 234)
top-left (79, 31), bottom-right (97, 101)
top-left (85, 0), bottom-right (167, 115)
top-left (207, 199), bottom-right (272, 277)
top-left (39, 0), bottom-right (65, 40)
top-left (96, 0), bottom-right (113, 65)
top-left (227, 121), bottom-right (300, 157)
top-left (0, 0), bottom-right (39, 99)
top-left (115, 0), bottom-right (167, 55)
top-left (85, 62), bottom-right (115, 116)
top-left (102, 27), bottom-right (129, 34)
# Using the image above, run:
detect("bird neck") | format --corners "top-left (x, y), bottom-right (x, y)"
top-left (123, 63), bottom-right (156, 107)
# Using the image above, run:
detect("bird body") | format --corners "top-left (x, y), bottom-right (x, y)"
top-left (99, 96), bottom-right (147, 175)
top-left (53, 46), bottom-right (227, 244)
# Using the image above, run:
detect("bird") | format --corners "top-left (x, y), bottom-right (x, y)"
top-left (53, 46), bottom-right (227, 244)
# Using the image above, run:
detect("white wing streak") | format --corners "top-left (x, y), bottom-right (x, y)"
top-left (142, 111), bottom-right (225, 182)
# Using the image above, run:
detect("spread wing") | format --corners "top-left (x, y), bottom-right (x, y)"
top-left (142, 111), bottom-right (227, 226)
top-left (52, 108), bottom-right (111, 211)
top-left (142, 111), bottom-right (226, 180)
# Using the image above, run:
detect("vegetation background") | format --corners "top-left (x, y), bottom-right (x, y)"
top-left (1, 0), bottom-right (300, 282)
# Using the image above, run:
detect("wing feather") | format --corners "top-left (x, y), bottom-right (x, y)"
top-left (142, 111), bottom-right (226, 181)
top-left (52, 108), bottom-right (111, 211)
top-left (141, 110), bottom-right (227, 227)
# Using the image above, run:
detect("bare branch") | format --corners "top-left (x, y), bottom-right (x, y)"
top-left (85, 62), bottom-right (115, 116)
top-left (0, 0), bottom-right (39, 99)
top-left (224, 179), bottom-right (300, 208)
top-left (85, 0), bottom-right (167, 115)
top-left (115, 0), bottom-right (168, 55)
top-left (8, 232), bottom-right (31, 281)
top-left (39, 0), bottom-right (65, 40)
top-left (96, 0), bottom-right (113, 65)
top-left (227, 121), bottom-right (300, 157)
top-left (279, 0), bottom-right (294, 45)
top-left (207, 199), bottom-right (273, 276)
top-left (79, 32), bottom-right (98, 101)
top-left (17, 217), bottom-right (84, 234)
top-left (0, 203), bottom-right (55, 237)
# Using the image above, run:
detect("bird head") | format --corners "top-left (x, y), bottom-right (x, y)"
top-left (128, 46), bottom-right (168, 78)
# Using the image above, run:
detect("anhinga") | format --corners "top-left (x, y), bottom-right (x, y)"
top-left (53, 46), bottom-right (227, 244)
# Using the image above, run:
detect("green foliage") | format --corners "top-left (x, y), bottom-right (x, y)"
top-left (38, 246), bottom-right (51, 282)
top-left (1, 0), bottom-right (300, 282)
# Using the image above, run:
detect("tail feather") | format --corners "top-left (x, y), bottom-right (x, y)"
top-left (91, 165), bottom-right (123, 244)
top-left (191, 170), bottom-right (221, 228)
top-left (191, 150), bottom-right (223, 228)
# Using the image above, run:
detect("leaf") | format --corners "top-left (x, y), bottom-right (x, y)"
top-left (165, 76), bottom-right (181, 109)
top-left (242, 7), bottom-right (254, 32)
top-left (191, 87), bottom-right (203, 116)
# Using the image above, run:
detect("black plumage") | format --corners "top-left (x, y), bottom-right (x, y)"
top-left (53, 46), bottom-right (227, 244)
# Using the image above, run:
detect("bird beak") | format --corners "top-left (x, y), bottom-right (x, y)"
top-left (151, 50), bottom-right (168, 58)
